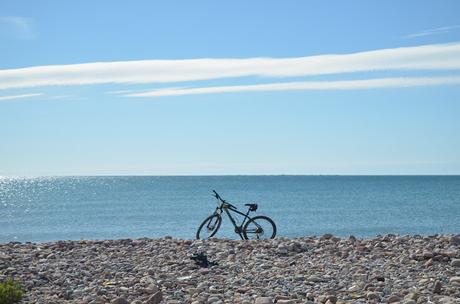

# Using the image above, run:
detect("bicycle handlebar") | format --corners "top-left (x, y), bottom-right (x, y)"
top-left (213, 190), bottom-right (224, 206)
top-left (212, 189), bottom-right (219, 198)
top-left (212, 190), bottom-right (237, 209)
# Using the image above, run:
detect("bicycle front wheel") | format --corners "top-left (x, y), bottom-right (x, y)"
top-left (196, 214), bottom-right (222, 239)
top-left (243, 215), bottom-right (277, 240)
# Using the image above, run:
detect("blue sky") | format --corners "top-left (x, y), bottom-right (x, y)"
top-left (1, 0), bottom-right (460, 175)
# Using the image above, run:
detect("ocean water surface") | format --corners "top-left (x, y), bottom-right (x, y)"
top-left (1, 176), bottom-right (459, 243)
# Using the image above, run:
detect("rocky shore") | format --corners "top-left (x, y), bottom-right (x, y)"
top-left (1, 235), bottom-right (460, 304)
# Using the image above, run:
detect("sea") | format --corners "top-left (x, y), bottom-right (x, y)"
top-left (1, 176), bottom-right (459, 243)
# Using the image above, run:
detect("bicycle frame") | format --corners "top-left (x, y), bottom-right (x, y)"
top-left (212, 192), bottom-right (254, 239)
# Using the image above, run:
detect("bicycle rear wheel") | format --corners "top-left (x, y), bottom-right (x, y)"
top-left (242, 215), bottom-right (277, 240)
top-left (196, 214), bottom-right (222, 239)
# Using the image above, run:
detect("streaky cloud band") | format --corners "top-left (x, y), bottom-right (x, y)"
top-left (0, 93), bottom-right (42, 101)
top-left (406, 25), bottom-right (460, 38)
top-left (125, 77), bottom-right (460, 97)
top-left (1, 42), bottom-right (460, 90)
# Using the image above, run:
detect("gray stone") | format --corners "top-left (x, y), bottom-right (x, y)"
top-left (450, 235), bottom-right (460, 245)
top-left (277, 245), bottom-right (288, 255)
top-left (111, 297), bottom-right (129, 304)
top-left (255, 297), bottom-right (273, 304)
top-left (277, 301), bottom-right (295, 304)
top-left (449, 277), bottom-right (460, 284)
top-left (366, 292), bottom-right (380, 300)
top-left (388, 295), bottom-right (402, 303)
top-left (422, 251), bottom-right (433, 259)
top-left (325, 295), bottom-right (337, 304)
top-left (451, 259), bottom-right (460, 267)
top-left (348, 284), bottom-right (361, 292)
top-left (207, 297), bottom-right (221, 303)
top-left (308, 275), bottom-right (326, 283)
top-left (405, 292), bottom-right (418, 300)
top-left (145, 291), bottom-right (163, 304)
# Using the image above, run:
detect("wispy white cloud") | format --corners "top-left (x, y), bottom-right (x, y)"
top-left (47, 95), bottom-right (76, 100)
top-left (126, 77), bottom-right (460, 97)
top-left (0, 93), bottom-right (42, 101)
top-left (104, 89), bottom-right (138, 95)
top-left (0, 16), bottom-right (36, 40)
top-left (406, 25), bottom-right (460, 39)
top-left (1, 42), bottom-right (460, 90)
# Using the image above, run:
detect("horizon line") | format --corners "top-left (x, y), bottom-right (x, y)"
top-left (2, 174), bottom-right (460, 178)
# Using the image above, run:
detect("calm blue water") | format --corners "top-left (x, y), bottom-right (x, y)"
top-left (1, 176), bottom-right (459, 243)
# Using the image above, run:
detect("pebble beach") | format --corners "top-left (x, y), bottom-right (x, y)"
top-left (1, 235), bottom-right (460, 304)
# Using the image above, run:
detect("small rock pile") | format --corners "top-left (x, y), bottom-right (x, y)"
top-left (0, 234), bottom-right (459, 303)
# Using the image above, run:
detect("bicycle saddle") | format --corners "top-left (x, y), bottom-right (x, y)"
top-left (245, 203), bottom-right (258, 211)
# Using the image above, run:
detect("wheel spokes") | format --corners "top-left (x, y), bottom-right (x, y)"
top-left (205, 219), bottom-right (217, 234)
top-left (197, 214), bottom-right (221, 239)
top-left (206, 219), bottom-right (217, 230)
top-left (244, 218), bottom-right (274, 240)
top-left (245, 224), bottom-right (264, 238)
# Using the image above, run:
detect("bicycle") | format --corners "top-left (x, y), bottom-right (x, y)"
top-left (196, 190), bottom-right (277, 240)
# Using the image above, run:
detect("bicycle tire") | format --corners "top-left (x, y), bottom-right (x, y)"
top-left (196, 214), bottom-right (222, 239)
top-left (242, 215), bottom-right (277, 240)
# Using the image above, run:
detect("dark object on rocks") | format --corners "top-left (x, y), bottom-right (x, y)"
top-left (374, 276), bottom-right (385, 282)
top-left (433, 280), bottom-right (442, 294)
top-left (191, 252), bottom-right (218, 268)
